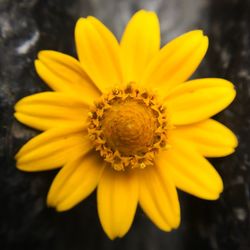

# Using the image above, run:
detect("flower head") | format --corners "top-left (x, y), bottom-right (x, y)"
top-left (15, 10), bottom-right (238, 239)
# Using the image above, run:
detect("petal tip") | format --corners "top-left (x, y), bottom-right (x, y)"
top-left (37, 50), bottom-right (46, 59)
top-left (34, 59), bottom-right (41, 70)
top-left (56, 204), bottom-right (69, 212)
top-left (15, 150), bottom-right (21, 160)
top-left (203, 35), bottom-right (209, 43)
top-left (210, 179), bottom-right (224, 200)
top-left (75, 17), bottom-right (87, 28)
top-left (37, 50), bottom-right (57, 61)
top-left (201, 35), bottom-right (209, 51)
top-left (16, 162), bottom-right (29, 172)
top-left (171, 214), bottom-right (181, 229)
top-left (46, 199), bottom-right (54, 208)
top-left (188, 29), bottom-right (204, 37)
top-left (99, 223), bottom-right (116, 240)
top-left (233, 136), bottom-right (239, 148)
top-left (46, 191), bottom-right (55, 208)
top-left (75, 18), bottom-right (86, 37)
top-left (14, 102), bottom-right (20, 111)
top-left (225, 85), bottom-right (237, 106)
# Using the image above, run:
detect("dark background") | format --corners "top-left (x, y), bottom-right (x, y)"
top-left (0, 0), bottom-right (250, 249)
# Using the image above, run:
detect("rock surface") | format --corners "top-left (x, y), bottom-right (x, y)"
top-left (0, 0), bottom-right (249, 249)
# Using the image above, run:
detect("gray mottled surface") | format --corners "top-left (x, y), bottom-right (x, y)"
top-left (0, 0), bottom-right (250, 249)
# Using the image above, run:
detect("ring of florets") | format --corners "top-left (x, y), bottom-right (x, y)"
top-left (87, 84), bottom-right (169, 171)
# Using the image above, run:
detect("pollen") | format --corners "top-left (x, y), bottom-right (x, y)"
top-left (88, 84), bottom-right (169, 171)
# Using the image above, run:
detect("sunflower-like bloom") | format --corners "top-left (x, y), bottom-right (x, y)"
top-left (15, 10), bottom-right (238, 239)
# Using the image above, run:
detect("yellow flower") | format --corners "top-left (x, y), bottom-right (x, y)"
top-left (14, 10), bottom-right (238, 239)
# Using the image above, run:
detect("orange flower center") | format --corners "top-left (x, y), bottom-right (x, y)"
top-left (102, 99), bottom-right (156, 156)
top-left (88, 84), bottom-right (168, 171)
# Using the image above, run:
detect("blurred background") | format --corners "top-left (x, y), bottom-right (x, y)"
top-left (0, 0), bottom-right (249, 249)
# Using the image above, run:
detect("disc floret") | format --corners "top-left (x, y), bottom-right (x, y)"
top-left (88, 84), bottom-right (168, 171)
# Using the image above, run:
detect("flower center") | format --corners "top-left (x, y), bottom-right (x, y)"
top-left (88, 84), bottom-right (168, 171)
top-left (102, 100), bottom-right (157, 156)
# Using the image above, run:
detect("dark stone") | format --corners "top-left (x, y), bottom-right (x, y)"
top-left (0, 0), bottom-right (249, 249)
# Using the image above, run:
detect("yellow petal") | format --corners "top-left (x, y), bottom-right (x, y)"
top-left (47, 151), bottom-right (104, 211)
top-left (141, 30), bottom-right (208, 92)
top-left (165, 78), bottom-right (236, 125)
top-left (120, 10), bottom-right (160, 83)
top-left (172, 119), bottom-right (238, 157)
top-left (35, 51), bottom-right (100, 99)
top-left (97, 167), bottom-right (138, 239)
top-left (138, 165), bottom-right (180, 231)
top-left (75, 17), bottom-right (123, 93)
top-left (163, 137), bottom-right (223, 200)
top-left (16, 125), bottom-right (92, 171)
top-left (15, 92), bottom-right (90, 131)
